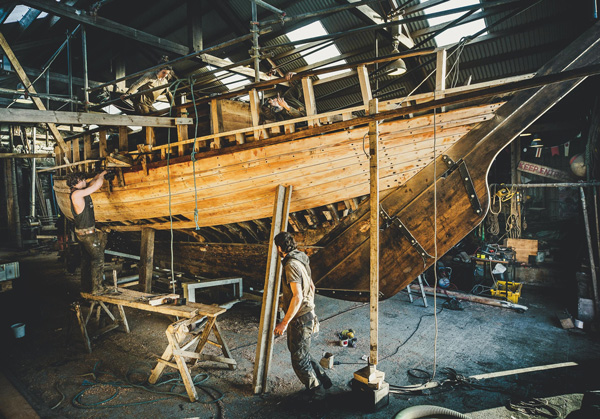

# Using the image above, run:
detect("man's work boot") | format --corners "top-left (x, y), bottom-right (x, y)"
top-left (311, 360), bottom-right (332, 389)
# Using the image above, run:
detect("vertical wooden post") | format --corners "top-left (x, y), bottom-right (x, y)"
top-left (119, 126), bottom-right (128, 152)
top-left (99, 130), bottom-right (108, 159)
top-left (146, 127), bottom-right (156, 161)
top-left (302, 77), bottom-right (319, 127)
top-left (353, 99), bottom-right (386, 389)
top-left (510, 138), bottom-right (521, 185)
top-left (4, 157), bottom-right (22, 248)
top-left (139, 227), bottom-right (156, 293)
top-left (253, 185), bottom-right (292, 394)
top-left (435, 49), bottom-right (447, 100)
top-left (177, 97), bottom-right (189, 156)
top-left (83, 134), bottom-right (92, 172)
top-left (54, 144), bottom-right (63, 175)
top-left (357, 65), bottom-right (373, 113)
top-left (64, 140), bottom-right (72, 167)
top-left (368, 98), bottom-right (379, 370)
top-left (210, 99), bottom-right (221, 148)
top-left (248, 89), bottom-right (263, 141)
top-left (72, 138), bottom-right (80, 163)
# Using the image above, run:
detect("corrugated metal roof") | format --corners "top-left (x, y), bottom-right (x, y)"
top-left (0, 0), bottom-right (595, 113)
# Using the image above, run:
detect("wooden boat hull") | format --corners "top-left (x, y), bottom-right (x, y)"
top-left (54, 104), bottom-right (499, 230)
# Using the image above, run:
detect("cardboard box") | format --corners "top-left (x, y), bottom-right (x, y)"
top-left (504, 239), bottom-right (538, 263)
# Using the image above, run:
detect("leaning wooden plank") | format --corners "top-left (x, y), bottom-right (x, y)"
top-left (0, 108), bottom-right (193, 127)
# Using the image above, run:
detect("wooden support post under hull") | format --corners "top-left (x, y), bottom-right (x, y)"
top-left (253, 185), bottom-right (292, 394)
top-left (139, 227), bottom-right (156, 293)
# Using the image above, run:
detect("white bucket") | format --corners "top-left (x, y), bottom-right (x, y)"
top-left (11, 323), bottom-right (25, 338)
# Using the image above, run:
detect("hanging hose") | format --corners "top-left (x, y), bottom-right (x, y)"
top-left (394, 405), bottom-right (471, 419)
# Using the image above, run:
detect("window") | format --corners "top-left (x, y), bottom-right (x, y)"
top-left (4, 5), bottom-right (48, 24)
top-left (286, 21), bottom-right (350, 79)
top-left (423, 0), bottom-right (487, 47)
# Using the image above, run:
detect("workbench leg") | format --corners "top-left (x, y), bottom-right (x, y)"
top-left (84, 301), bottom-right (96, 325)
top-left (117, 305), bottom-right (130, 333)
top-left (74, 302), bottom-right (92, 354)
top-left (213, 321), bottom-right (236, 370)
top-left (166, 324), bottom-right (198, 402)
top-left (193, 316), bottom-right (216, 355)
top-left (148, 342), bottom-right (174, 385)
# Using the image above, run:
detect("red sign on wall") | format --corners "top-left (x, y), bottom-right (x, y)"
top-left (517, 161), bottom-right (572, 181)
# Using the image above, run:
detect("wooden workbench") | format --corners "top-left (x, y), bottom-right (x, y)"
top-left (75, 288), bottom-right (236, 402)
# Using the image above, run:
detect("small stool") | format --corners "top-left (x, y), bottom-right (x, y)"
top-left (406, 274), bottom-right (428, 308)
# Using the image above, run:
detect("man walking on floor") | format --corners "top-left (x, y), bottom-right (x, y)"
top-left (274, 231), bottom-right (332, 397)
top-left (67, 170), bottom-right (108, 295)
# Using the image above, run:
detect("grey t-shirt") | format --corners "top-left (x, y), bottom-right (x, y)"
top-left (281, 250), bottom-right (315, 318)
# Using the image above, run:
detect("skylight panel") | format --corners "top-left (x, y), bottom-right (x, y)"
top-left (5, 5), bottom-right (48, 24)
top-left (286, 21), bottom-right (350, 79)
top-left (424, 0), bottom-right (487, 47)
top-left (208, 58), bottom-right (252, 91)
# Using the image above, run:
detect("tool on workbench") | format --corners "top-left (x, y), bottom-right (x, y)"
top-left (148, 294), bottom-right (181, 306)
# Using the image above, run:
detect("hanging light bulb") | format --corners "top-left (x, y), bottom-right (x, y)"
top-left (387, 39), bottom-right (407, 76)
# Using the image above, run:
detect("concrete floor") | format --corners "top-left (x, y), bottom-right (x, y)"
top-left (1, 248), bottom-right (599, 418)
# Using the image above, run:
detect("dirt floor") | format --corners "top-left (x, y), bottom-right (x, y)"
top-left (1, 247), bottom-right (599, 418)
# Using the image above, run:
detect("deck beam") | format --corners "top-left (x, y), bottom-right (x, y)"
top-left (0, 109), bottom-right (193, 128)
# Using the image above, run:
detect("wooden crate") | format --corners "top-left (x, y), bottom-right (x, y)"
top-left (504, 238), bottom-right (538, 263)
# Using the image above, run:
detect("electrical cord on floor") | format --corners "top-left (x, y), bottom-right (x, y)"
top-left (59, 361), bottom-right (224, 410)
top-left (379, 306), bottom-right (444, 362)
top-left (389, 366), bottom-right (517, 397)
top-left (507, 398), bottom-right (562, 418)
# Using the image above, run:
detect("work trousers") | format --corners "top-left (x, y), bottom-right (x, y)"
top-left (78, 230), bottom-right (107, 294)
top-left (132, 96), bottom-right (157, 115)
top-left (287, 312), bottom-right (323, 390)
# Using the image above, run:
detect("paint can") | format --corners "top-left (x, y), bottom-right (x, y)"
top-left (11, 323), bottom-right (25, 339)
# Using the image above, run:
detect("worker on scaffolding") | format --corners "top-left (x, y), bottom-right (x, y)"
top-left (120, 60), bottom-right (174, 114)
top-left (67, 170), bottom-right (108, 295)
top-left (260, 72), bottom-right (305, 123)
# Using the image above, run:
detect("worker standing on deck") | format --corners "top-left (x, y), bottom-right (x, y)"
top-left (274, 231), bottom-right (332, 398)
top-left (120, 61), bottom-right (174, 114)
top-left (67, 171), bottom-right (108, 295)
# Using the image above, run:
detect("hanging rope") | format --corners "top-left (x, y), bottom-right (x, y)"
top-left (189, 75), bottom-right (202, 230)
top-left (487, 185), bottom-right (501, 236)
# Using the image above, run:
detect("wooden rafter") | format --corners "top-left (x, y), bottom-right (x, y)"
top-left (0, 31), bottom-right (70, 162)
top-left (21, 0), bottom-right (190, 55)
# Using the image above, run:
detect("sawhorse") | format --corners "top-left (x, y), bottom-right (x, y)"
top-left (406, 274), bottom-right (429, 307)
top-left (76, 288), bottom-right (236, 402)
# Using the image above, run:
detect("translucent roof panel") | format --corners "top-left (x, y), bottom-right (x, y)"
top-left (4, 5), bottom-right (48, 24)
top-left (286, 21), bottom-right (350, 79)
top-left (424, 0), bottom-right (487, 47)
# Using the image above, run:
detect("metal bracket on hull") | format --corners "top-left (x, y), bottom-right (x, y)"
top-left (441, 155), bottom-right (482, 215)
top-left (380, 206), bottom-right (433, 265)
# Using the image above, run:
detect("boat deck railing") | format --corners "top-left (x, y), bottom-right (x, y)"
top-left (48, 53), bottom-right (533, 176)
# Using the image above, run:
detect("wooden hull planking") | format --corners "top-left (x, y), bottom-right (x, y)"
top-left (54, 104), bottom-right (500, 230)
